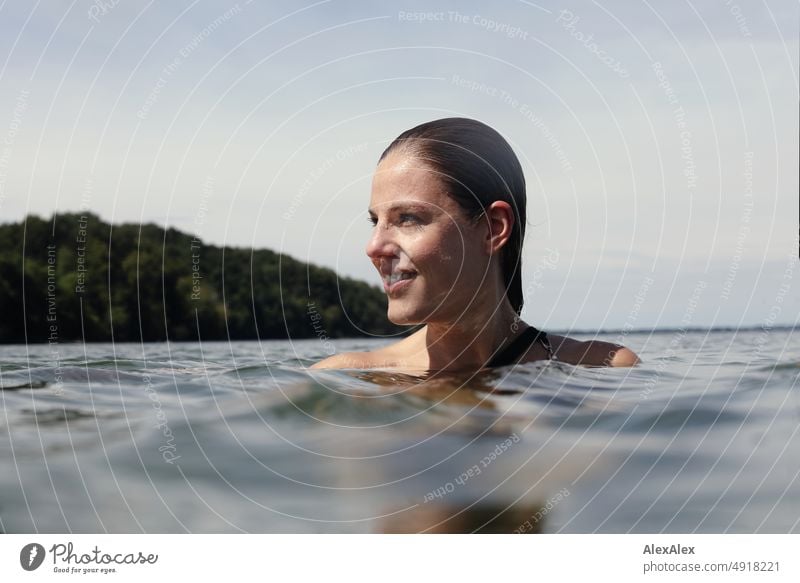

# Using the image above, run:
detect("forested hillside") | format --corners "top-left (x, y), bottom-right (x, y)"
top-left (0, 213), bottom-right (400, 343)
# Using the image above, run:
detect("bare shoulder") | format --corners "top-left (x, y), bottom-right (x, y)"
top-left (310, 351), bottom-right (377, 370)
top-left (311, 330), bottom-right (426, 370)
top-left (310, 340), bottom-right (415, 370)
top-left (549, 334), bottom-right (640, 367)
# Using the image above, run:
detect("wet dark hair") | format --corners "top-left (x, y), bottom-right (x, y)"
top-left (378, 117), bottom-right (527, 314)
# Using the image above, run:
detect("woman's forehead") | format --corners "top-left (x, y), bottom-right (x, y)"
top-left (370, 155), bottom-right (453, 210)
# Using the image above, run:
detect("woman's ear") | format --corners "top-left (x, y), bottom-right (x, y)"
top-left (483, 201), bottom-right (515, 255)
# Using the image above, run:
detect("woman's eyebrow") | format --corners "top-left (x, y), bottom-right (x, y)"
top-left (367, 203), bottom-right (430, 214)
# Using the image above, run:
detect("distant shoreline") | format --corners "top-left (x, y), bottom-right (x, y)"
top-left (0, 213), bottom-right (402, 344)
top-left (5, 323), bottom-right (796, 346)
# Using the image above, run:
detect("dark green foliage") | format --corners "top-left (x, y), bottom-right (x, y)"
top-left (0, 214), bottom-right (401, 343)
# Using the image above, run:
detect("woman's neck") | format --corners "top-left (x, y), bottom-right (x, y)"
top-left (422, 298), bottom-right (524, 372)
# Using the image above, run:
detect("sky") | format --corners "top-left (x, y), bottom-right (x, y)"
top-left (0, 0), bottom-right (797, 331)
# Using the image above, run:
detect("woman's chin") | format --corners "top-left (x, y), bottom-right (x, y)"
top-left (386, 304), bottom-right (424, 326)
top-left (387, 313), bottom-right (420, 326)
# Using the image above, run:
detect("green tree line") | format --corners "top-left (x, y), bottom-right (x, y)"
top-left (0, 213), bottom-right (402, 343)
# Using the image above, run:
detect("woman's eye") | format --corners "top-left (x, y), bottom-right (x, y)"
top-left (367, 215), bottom-right (378, 226)
top-left (399, 214), bottom-right (420, 225)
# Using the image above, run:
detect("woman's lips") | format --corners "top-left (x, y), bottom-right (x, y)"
top-left (382, 271), bottom-right (416, 295)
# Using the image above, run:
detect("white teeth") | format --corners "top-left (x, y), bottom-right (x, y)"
top-left (384, 272), bottom-right (415, 285)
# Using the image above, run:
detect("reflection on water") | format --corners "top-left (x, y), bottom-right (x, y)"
top-left (379, 502), bottom-right (550, 534)
top-left (0, 330), bottom-right (798, 533)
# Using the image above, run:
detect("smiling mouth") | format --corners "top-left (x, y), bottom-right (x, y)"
top-left (383, 271), bottom-right (416, 286)
top-left (381, 270), bottom-right (417, 294)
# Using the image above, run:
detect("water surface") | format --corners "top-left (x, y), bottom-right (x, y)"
top-left (1, 329), bottom-right (798, 533)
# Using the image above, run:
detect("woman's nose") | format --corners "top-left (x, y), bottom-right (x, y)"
top-left (365, 222), bottom-right (397, 260)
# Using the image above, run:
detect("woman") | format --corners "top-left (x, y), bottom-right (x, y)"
top-left (313, 117), bottom-right (639, 371)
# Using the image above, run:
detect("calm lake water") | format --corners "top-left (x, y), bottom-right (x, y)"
top-left (1, 328), bottom-right (798, 533)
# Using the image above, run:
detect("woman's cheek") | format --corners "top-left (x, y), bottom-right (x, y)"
top-left (406, 224), bottom-right (465, 272)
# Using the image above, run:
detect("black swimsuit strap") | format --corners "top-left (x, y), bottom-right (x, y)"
top-left (488, 326), bottom-right (552, 368)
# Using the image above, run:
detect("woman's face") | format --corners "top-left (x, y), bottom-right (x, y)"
top-left (366, 151), bottom-right (491, 325)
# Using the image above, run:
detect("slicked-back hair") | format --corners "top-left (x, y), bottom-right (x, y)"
top-left (379, 117), bottom-right (527, 314)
